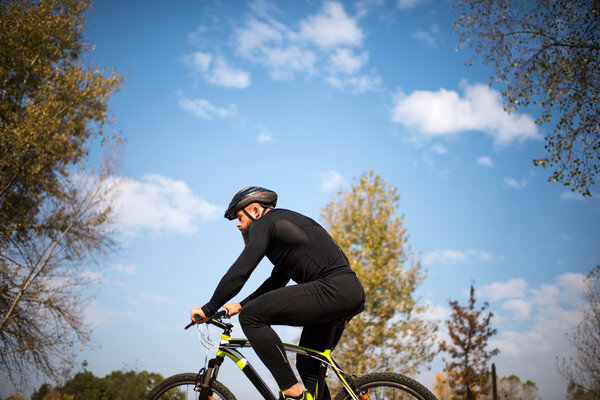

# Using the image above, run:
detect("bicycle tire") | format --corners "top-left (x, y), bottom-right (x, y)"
top-left (333, 372), bottom-right (437, 400)
top-left (145, 372), bottom-right (237, 400)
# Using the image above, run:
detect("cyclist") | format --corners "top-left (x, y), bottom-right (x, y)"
top-left (190, 187), bottom-right (365, 400)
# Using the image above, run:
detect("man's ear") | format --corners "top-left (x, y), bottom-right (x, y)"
top-left (250, 203), bottom-right (264, 219)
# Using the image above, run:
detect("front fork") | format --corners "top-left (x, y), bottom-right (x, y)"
top-left (195, 355), bottom-right (225, 400)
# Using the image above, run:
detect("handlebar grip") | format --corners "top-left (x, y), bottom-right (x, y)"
top-left (184, 309), bottom-right (230, 330)
top-left (213, 309), bottom-right (230, 319)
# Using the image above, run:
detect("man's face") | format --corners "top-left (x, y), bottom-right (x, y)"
top-left (236, 208), bottom-right (254, 244)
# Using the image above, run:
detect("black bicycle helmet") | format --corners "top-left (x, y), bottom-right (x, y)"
top-left (224, 186), bottom-right (278, 220)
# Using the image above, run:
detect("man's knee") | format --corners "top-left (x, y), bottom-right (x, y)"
top-left (239, 301), bottom-right (261, 329)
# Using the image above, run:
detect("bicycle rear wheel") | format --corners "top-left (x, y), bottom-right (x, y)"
top-left (145, 372), bottom-right (237, 400)
top-left (333, 372), bottom-right (437, 400)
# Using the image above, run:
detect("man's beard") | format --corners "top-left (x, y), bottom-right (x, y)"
top-left (240, 222), bottom-right (252, 244)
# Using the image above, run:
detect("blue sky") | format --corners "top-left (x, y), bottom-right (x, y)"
top-left (5, 0), bottom-right (600, 399)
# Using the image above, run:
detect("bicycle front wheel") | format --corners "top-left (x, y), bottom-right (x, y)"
top-left (145, 372), bottom-right (237, 400)
top-left (333, 372), bottom-right (437, 400)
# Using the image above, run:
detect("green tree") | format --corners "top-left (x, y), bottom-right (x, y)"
top-left (439, 285), bottom-right (499, 400)
top-left (453, 0), bottom-right (600, 196)
top-left (31, 383), bottom-right (52, 400)
top-left (320, 171), bottom-right (437, 375)
top-left (60, 371), bottom-right (105, 400)
top-left (559, 265), bottom-right (600, 398)
top-left (101, 370), bottom-right (165, 400)
top-left (0, 0), bottom-right (123, 386)
top-left (30, 370), bottom-right (168, 400)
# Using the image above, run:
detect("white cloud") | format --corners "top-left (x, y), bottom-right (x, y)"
top-left (481, 278), bottom-right (528, 301)
top-left (177, 91), bottom-right (237, 120)
top-left (182, 51), bottom-right (250, 88)
top-left (397, 0), bottom-right (429, 9)
top-left (422, 248), bottom-right (494, 266)
top-left (234, 14), bottom-right (316, 80)
top-left (298, 2), bottom-right (364, 48)
top-left (261, 45), bottom-right (318, 80)
top-left (230, 1), bottom-right (377, 92)
top-left (329, 48), bottom-right (368, 75)
top-left (84, 300), bottom-right (131, 328)
top-left (208, 56), bottom-right (251, 88)
top-left (78, 270), bottom-right (104, 284)
top-left (391, 82), bottom-right (540, 146)
top-left (111, 174), bottom-right (223, 235)
top-left (412, 30), bottom-right (436, 47)
top-left (257, 126), bottom-right (274, 143)
top-left (318, 169), bottom-right (345, 192)
top-left (235, 17), bottom-right (286, 58)
top-left (560, 190), bottom-right (585, 201)
top-left (411, 24), bottom-right (439, 48)
top-left (556, 272), bottom-right (586, 297)
top-left (111, 264), bottom-right (137, 275)
top-left (476, 155), bottom-right (494, 167)
top-left (560, 190), bottom-right (600, 201)
top-left (501, 298), bottom-right (532, 320)
top-left (503, 176), bottom-right (528, 190)
top-left (431, 143), bottom-right (448, 155)
top-left (325, 73), bottom-right (382, 94)
top-left (143, 293), bottom-right (175, 306)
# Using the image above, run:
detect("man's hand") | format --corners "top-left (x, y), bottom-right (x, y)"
top-left (222, 303), bottom-right (242, 317)
top-left (190, 307), bottom-right (208, 323)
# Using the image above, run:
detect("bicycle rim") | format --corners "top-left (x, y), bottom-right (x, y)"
top-left (146, 373), bottom-right (236, 400)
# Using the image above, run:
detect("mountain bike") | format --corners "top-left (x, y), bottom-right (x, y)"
top-left (145, 310), bottom-right (437, 400)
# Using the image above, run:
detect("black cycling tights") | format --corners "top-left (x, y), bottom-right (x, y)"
top-left (238, 273), bottom-right (365, 400)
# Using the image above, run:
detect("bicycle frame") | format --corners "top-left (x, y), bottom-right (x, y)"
top-left (195, 328), bottom-right (362, 400)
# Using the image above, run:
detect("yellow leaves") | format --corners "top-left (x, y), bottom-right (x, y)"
top-left (321, 171), bottom-right (436, 373)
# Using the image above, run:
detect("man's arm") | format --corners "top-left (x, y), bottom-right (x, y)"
top-left (201, 218), bottom-right (272, 317)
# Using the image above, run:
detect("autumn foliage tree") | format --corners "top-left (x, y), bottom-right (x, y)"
top-left (320, 171), bottom-right (437, 376)
top-left (0, 0), bottom-right (123, 386)
top-left (453, 0), bottom-right (600, 196)
top-left (439, 285), bottom-right (499, 400)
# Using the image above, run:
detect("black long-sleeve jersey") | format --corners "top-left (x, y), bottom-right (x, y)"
top-left (201, 208), bottom-right (353, 316)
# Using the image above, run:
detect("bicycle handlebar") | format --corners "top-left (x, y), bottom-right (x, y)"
top-left (185, 309), bottom-right (230, 330)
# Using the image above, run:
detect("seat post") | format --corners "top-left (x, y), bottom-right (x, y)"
top-left (325, 318), bottom-right (347, 350)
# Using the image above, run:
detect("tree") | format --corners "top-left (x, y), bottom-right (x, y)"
top-left (435, 371), bottom-right (541, 400)
top-left (434, 371), bottom-right (458, 400)
top-left (481, 375), bottom-right (542, 400)
top-left (439, 285), bottom-right (499, 399)
top-left (31, 383), bottom-right (52, 400)
top-left (559, 265), bottom-right (600, 398)
top-left (4, 395), bottom-right (26, 400)
top-left (453, 0), bottom-right (600, 196)
top-left (0, 0), bottom-right (123, 387)
top-left (566, 382), bottom-right (598, 400)
top-left (24, 370), bottom-right (168, 400)
top-left (320, 171), bottom-right (437, 376)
